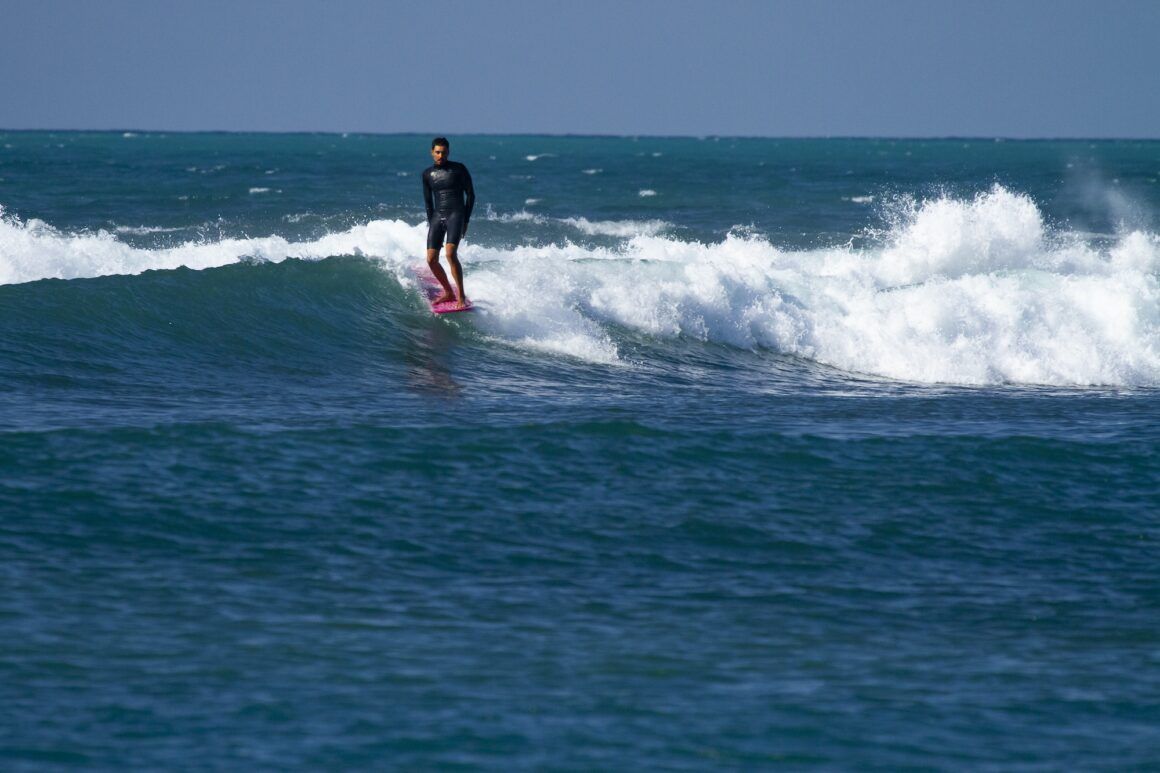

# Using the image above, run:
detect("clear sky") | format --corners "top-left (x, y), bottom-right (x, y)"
top-left (2, 0), bottom-right (1158, 138)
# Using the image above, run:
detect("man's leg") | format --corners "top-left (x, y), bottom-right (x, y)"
top-left (426, 247), bottom-right (455, 301)
top-left (444, 243), bottom-right (466, 304)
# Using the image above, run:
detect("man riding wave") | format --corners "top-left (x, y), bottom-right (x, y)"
top-left (422, 137), bottom-right (475, 307)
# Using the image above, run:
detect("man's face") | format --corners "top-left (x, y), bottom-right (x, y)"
top-left (431, 145), bottom-right (449, 165)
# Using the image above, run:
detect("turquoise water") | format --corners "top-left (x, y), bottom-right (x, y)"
top-left (2, 132), bottom-right (1159, 768)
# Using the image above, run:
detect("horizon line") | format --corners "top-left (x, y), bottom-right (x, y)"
top-left (2, 127), bottom-right (1159, 143)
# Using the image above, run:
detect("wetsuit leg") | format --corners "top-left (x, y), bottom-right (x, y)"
top-left (443, 211), bottom-right (465, 245)
top-left (427, 218), bottom-right (448, 250)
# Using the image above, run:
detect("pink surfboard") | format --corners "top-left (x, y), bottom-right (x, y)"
top-left (417, 268), bottom-right (473, 314)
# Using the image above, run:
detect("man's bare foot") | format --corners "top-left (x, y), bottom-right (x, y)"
top-left (433, 290), bottom-right (456, 304)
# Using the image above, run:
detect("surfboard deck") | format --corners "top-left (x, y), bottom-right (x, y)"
top-left (416, 268), bottom-right (473, 314)
top-left (429, 293), bottom-right (473, 314)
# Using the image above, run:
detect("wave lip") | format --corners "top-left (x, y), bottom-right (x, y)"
top-left (0, 207), bottom-right (426, 286)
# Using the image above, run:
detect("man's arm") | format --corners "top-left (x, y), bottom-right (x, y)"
top-left (422, 170), bottom-right (434, 222)
top-left (462, 165), bottom-right (475, 227)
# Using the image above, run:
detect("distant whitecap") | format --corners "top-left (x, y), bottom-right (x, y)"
top-left (114, 225), bottom-right (187, 235)
top-left (559, 217), bottom-right (670, 237)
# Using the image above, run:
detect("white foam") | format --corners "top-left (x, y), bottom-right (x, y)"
top-left (0, 206), bottom-right (425, 286)
top-left (248, 187), bottom-right (271, 194)
top-left (639, 189), bottom-right (657, 197)
top-left (2, 187), bottom-right (1157, 385)
top-left (113, 225), bottom-right (188, 235)
top-left (557, 217), bottom-right (669, 238)
top-left (483, 209), bottom-right (669, 238)
top-left (460, 186), bottom-right (1159, 384)
top-left (485, 209), bottom-right (546, 224)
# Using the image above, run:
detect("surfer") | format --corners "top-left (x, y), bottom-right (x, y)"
top-left (422, 137), bottom-right (475, 307)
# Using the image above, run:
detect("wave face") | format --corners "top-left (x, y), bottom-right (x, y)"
top-left (3, 184), bottom-right (1157, 386)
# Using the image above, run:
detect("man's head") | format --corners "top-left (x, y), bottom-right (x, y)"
top-left (431, 137), bottom-right (450, 165)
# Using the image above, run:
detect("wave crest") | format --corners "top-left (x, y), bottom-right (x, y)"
top-left (2, 187), bottom-right (1157, 386)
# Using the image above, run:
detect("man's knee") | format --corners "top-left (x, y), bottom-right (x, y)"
top-left (425, 249), bottom-right (440, 265)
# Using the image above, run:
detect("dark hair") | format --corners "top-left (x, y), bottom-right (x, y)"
top-left (431, 136), bottom-right (450, 150)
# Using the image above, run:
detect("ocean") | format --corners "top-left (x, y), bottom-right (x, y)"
top-left (1, 131), bottom-right (1158, 769)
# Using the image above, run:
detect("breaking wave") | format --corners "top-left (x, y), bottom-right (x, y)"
top-left (2, 186), bottom-right (1157, 386)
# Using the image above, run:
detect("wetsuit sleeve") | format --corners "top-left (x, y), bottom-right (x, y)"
top-left (463, 165), bottom-right (475, 226)
top-left (422, 170), bottom-right (434, 222)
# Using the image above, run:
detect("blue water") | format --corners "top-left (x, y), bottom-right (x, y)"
top-left (1, 132), bottom-right (1158, 769)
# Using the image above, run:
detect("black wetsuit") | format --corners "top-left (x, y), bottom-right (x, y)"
top-left (422, 160), bottom-right (475, 250)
